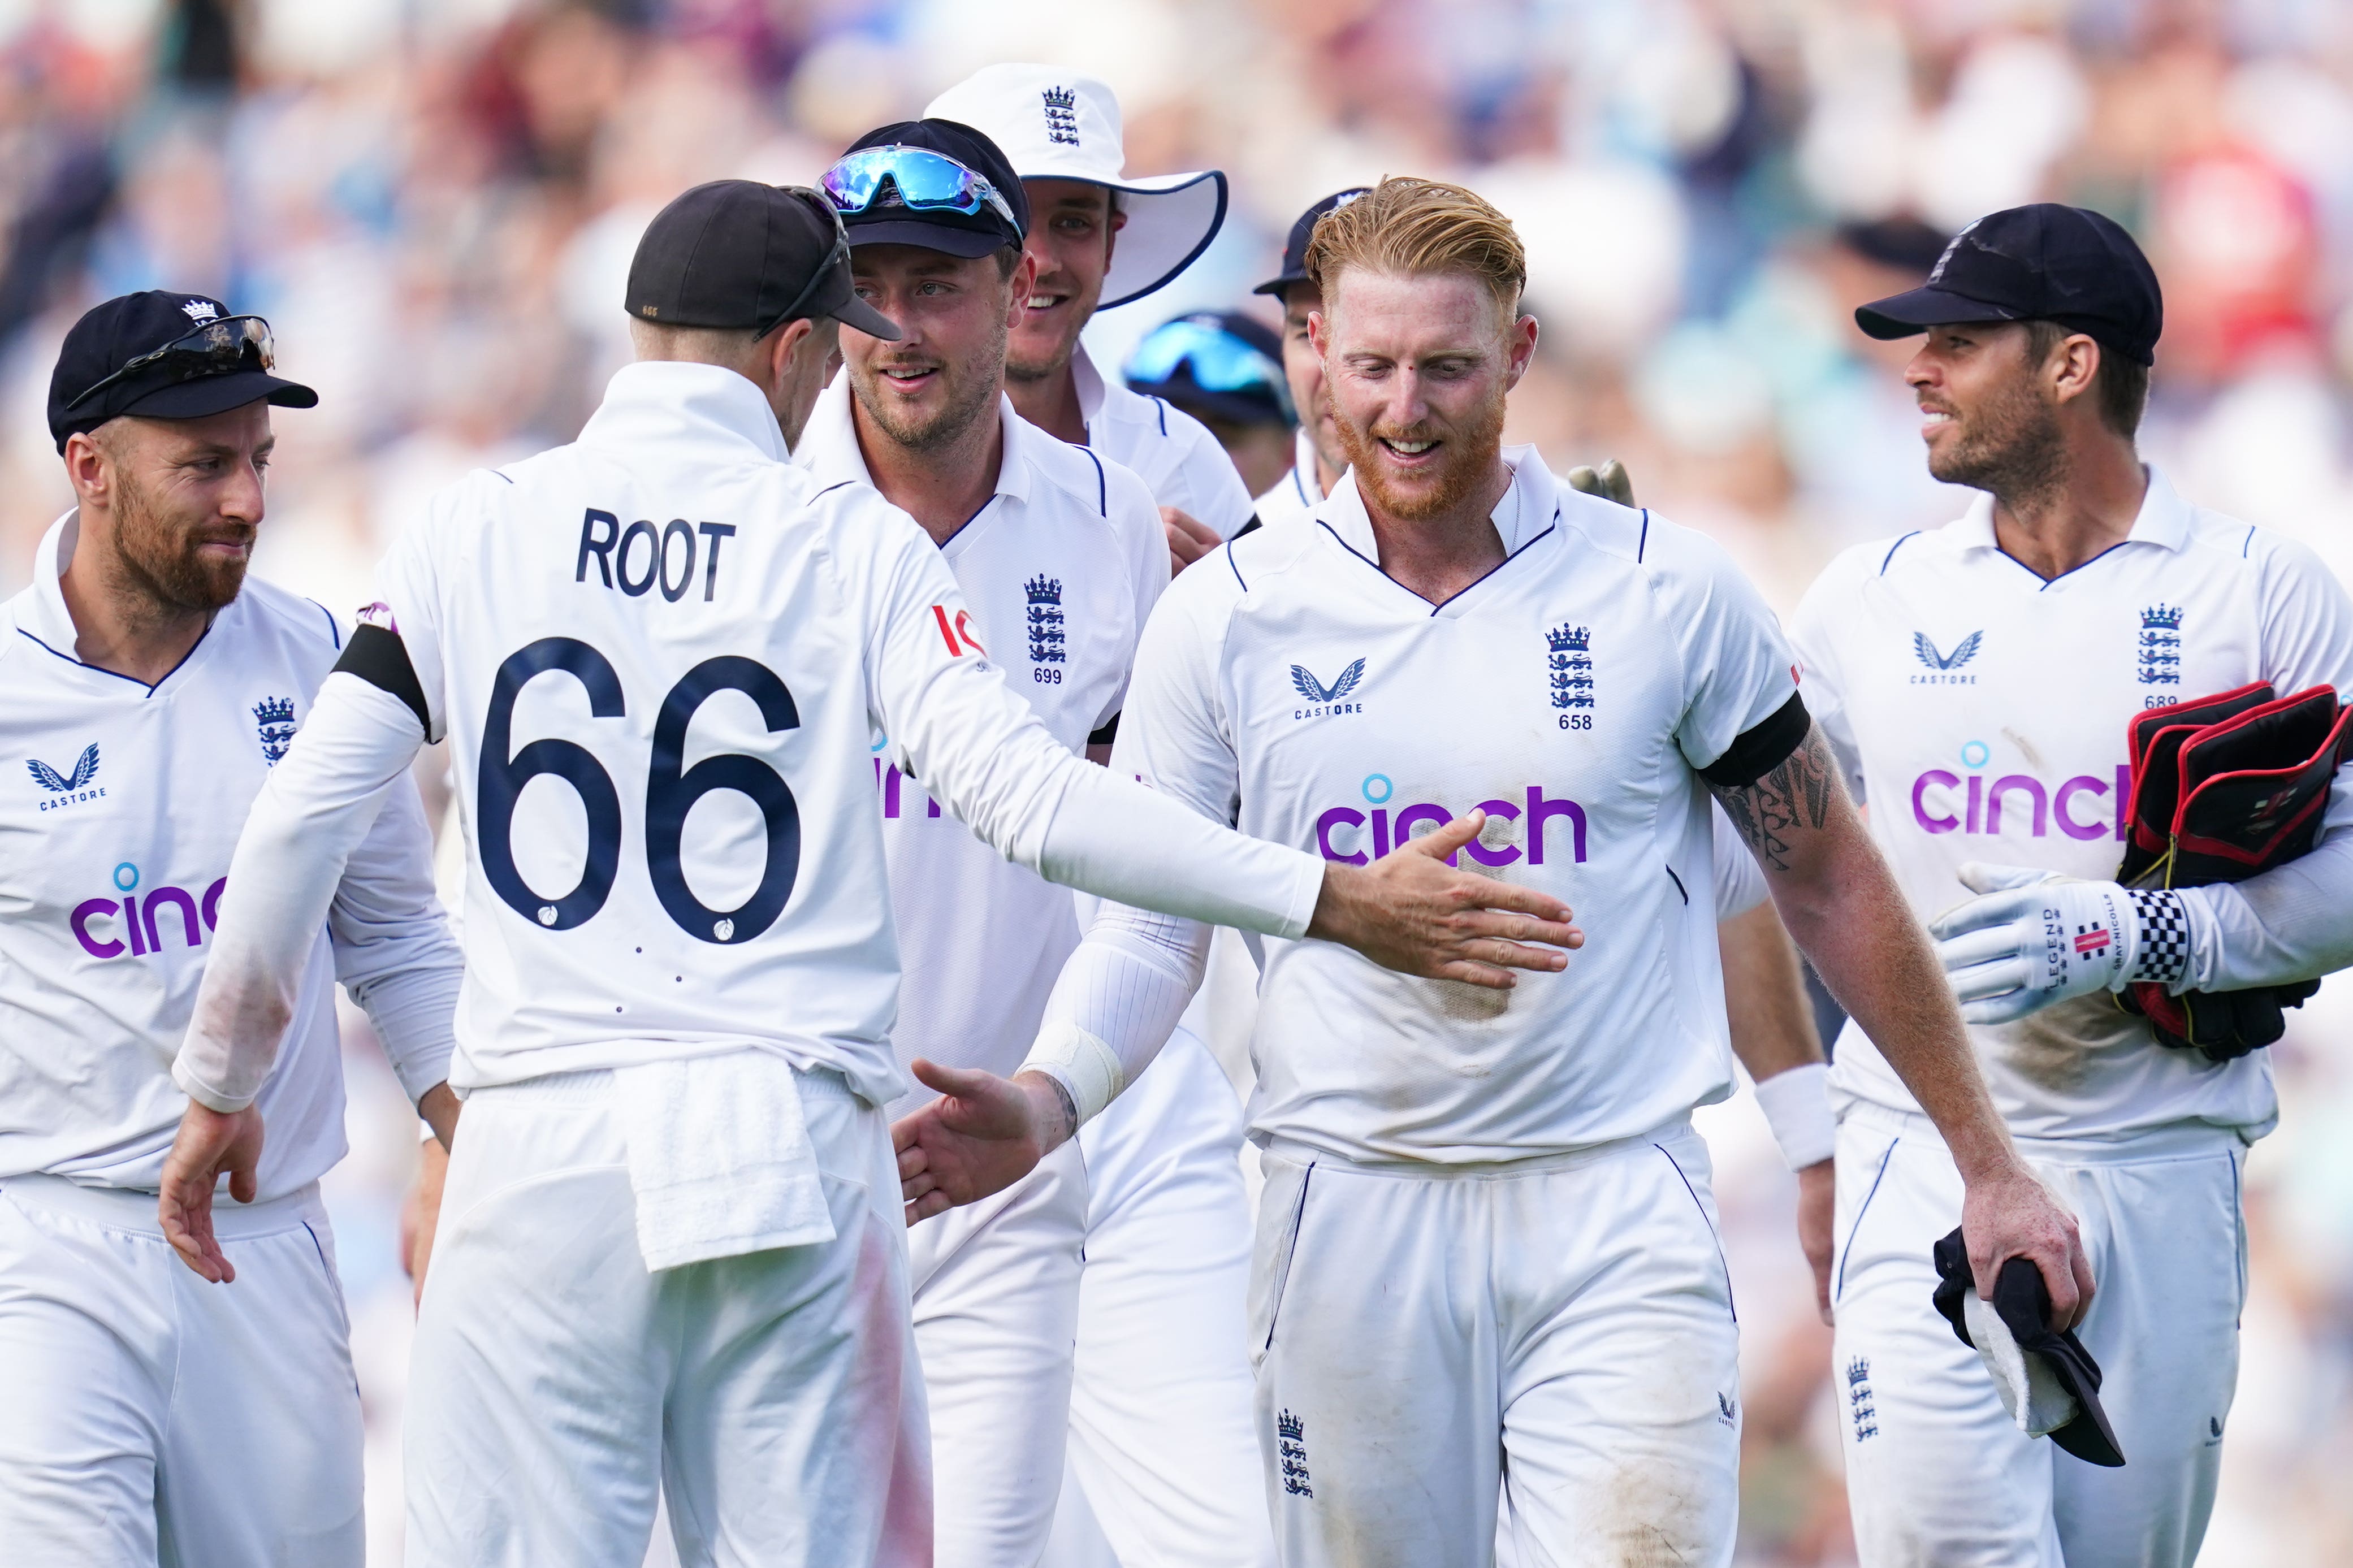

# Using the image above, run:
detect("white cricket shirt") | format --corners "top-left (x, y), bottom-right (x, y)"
top-left (1073, 342), bottom-right (1257, 538)
top-left (1251, 430), bottom-right (1327, 532)
top-left (794, 379), bottom-right (1167, 1104)
top-left (351, 361), bottom-right (1316, 1111)
top-left (1790, 468), bottom-right (2353, 1142)
top-left (1116, 449), bottom-right (1801, 1163)
top-left (0, 515), bottom-right (457, 1199)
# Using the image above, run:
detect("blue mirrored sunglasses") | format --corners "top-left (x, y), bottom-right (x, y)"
top-left (1123, 320), bottom-right (1295, 422)
top-left (820, 146), bottom-right (1019, 231)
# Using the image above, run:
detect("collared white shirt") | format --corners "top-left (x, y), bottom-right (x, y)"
top-left (1073, 341), bottom-right (1257, 538)
top-left (795, 376), bottom-right (1166, 1103)
top-left (1113, 448), bottom-right (1799, 1162)
top-left (1791, 467), bottom-right (2353, 1142)
top-left (1252, 428), bottom-right (1330, 532)
top-left (0, 516), bottom-right (457, 1197)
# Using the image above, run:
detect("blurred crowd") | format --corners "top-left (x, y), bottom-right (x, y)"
top-left (9, 0), bottom-right (2353, 1561)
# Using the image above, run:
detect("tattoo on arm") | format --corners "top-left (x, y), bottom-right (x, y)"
top-left (1710, 725), bottom-right (1836, 874)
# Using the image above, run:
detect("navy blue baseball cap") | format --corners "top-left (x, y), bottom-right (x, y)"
top-left (827, 120), bottom-right (1028, 260)
top-left (1255, 188), bottom-right (1371, 299)
top-left (49, 291), bottom-right (316, 453)
top-left (1856, 203), bottom-right (2162, 366)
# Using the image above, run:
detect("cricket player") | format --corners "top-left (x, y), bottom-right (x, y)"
top-left (1793, 203), bottom-right (2353, 1567)
top-left (792, 118), bottom-right (1167, 1566)
top-left (899, 176), bottom-right (2090, 1568)
top-left (1251, 189), bottom-right (1365, 531)
top-left (0, 291), bottom-right (462, 1565)
top-left (1122, 311), bottom-right (1297, 499)
top-left (160, 180), bottom-right (1577, 1567)
top-left (927, 64), bottom-right (1288, 1566)
top-left (927, 65), bottom-right (1255, 570)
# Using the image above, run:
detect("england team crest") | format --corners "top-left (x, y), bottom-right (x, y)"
top-left (253, 696), bottom-right (296, 764)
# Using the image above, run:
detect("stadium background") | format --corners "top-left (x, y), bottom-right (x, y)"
top-left (6, 0), bottom-right (2353, 1561)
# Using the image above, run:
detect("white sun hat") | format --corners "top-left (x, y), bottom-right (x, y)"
top-left (923, 63), bottom-right (1229, 310)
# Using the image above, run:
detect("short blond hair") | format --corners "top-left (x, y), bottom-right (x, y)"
top-left (1302, 176), bottom-right (1526, 313)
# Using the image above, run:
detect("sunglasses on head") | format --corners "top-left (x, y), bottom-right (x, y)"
top-left (65, 314), bottom-right (277, 412)
top-left (1124, 319), bottom-right (1295, 422)
top-left (820, 145), bottom-right (1020, 231)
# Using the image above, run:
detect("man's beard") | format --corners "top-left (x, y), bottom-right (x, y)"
top-left (852, 339), bottom-right (1003, 453)
top-left (113, 469), bottom-right (249, 613)
top-left (1333, 386), bottom-right (1507, 522)
top-left (1927, 376), bottom-right (2067, 508)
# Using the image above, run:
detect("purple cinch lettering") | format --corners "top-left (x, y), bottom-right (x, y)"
top-left (1315, 807), bottom-right (1368, 865)
top-left (1986, 776), bottom-right (2048, 838)
top-left (142, 885), bottom-right (202, 952)
top-left (883, 763), bottom-right (903, 820)
top-left (124, 895), bottom-right (146, 956)
top-left (1913, 770), bottom-right (1960, 834)
top-left (1370, 808), bottom-right (1391, 859)
top-left (1965, 774), bottom-right (1983, 835)
top-left (71, 898), bottom-right (124, 959)
top-left (1392, 804), bottom-right (1455, 865)
top-left (1465, 798), bottom-right (1522, 867)
top-left (202, 877), bottom-right (226, 929)
top-left (2116, 765), bottom-right (2132, 840)
top-left (1525, 787), bottom-right (1586, 865)
top-left (2054, 776), bottom-right (2109, 842)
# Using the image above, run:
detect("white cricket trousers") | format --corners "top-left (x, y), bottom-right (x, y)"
top-left (1249, 1118), bottom-right (1742, 1568)
top-left (908, 1136), bottom-right (1088, 1568)
top-left (0, 1173), bottom-right (363, 1567)
top-left (1043, 1025), bottom-right (1276, 1568)
top-left (405, 1066), bottom-right (930, 1568)
top-left (1831, 1101), bottom-right (2245, 1568)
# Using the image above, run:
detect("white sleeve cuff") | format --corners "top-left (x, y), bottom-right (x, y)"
top-left (1753, 1062), bottom-right (1836, 1170)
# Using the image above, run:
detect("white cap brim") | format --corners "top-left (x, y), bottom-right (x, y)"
top-left (1093, 170), bottom-right (1227, 309)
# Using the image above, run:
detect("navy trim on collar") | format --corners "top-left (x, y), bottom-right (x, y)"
top-left (1078, 447), bottom-right (1108, 517)
top-left (18, 621), bottom-right (215, 697)
top-left (1880, 531), bottom-right (1920, 574)
top-left (1315, 508), bottom-right (1559, 617)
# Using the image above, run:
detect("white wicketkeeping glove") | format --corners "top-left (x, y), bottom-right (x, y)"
top-left (1928, 863), bottom-right (2190, 1025)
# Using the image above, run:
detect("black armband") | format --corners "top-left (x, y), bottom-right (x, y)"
top-left (1698, 692), bottom-right (1809, 789)
top-left (1087, 713), bottom-right (1120, 748)
top-left (333, 623), bottom-right (433, 739)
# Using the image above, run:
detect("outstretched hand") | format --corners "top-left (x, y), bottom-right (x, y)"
top-left (1308, 810), bottom-right (1584, 989)
top-left (157, 1102), bottom-right (266, 1283)
top-left (893, 1060), bottom-right (1074, 1225)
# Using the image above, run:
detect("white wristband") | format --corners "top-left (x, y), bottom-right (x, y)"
top-left (1019, 1020), bottom-right (1126, 1128)
top-left (1753, 1062), bottom-right (1836, 1171)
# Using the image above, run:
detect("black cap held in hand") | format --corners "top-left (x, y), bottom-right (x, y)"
top-left (626, 180), bottom-right (899, 341)
top-left (1255, 188), bottom-right (1372, 299)
top-left (49, 291), bottom-right (317, 453)
top-left (1856, 203), bottom-right (2161, 366)
top-left (836, 119), bottom-right (1028, 258)
top-left (1930, 1228), bottom-right (2126, 1468)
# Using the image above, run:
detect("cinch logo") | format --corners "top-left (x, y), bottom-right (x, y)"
top-left (1314, 774), bottom-right (1586, 867)
top-left (68, 862), bottom-right (228, 960)
top-left (28, 742), bottom-right (103, 811)
top-left (1290, 659), bottom-right (1364, 720)
top-left (1911, 755), bottom-right (2131, 841)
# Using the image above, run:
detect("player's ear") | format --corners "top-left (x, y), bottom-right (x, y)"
top-left (2049, 332), bottom-right (2100, 409)
top-left (1503, 309), bottom-right (1539, 392)
top-left (1005, 249), bottom-right (1038, 331)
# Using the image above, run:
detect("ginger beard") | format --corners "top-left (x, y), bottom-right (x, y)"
top-left (1331, 365), bottom-right (1508, 523)
top-left (109, 455), bottom-right (252, 612)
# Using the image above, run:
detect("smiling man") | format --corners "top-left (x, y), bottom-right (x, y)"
top-left (1791, 203), bottom-right (2353, 1568)
top-left (795, 118), bottom-right (1170, 1568)
top-left (0, 292), bottom-right (461, 1566)
top-left (928, 66), bottom-right (1256, 574)
top-left (901, 177), bottom-right (2092, 1568)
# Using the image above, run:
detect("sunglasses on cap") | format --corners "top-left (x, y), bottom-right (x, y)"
top-left (64, 314), bottom-right (278, 413)
top-left (821, 146), bottom-right (1019, 231)
top-left (1123, 319), bottom-right (1295, 422)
